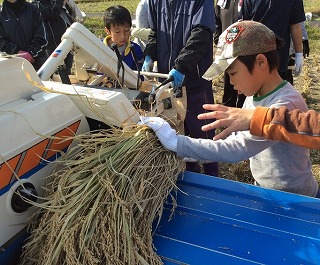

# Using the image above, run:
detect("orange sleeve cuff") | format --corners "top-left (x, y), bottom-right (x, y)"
top-left (250, 106), bottom-right (271, 137)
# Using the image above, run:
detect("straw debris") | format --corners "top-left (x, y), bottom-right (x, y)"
top-left (20, 124), bottom-right (185, 265)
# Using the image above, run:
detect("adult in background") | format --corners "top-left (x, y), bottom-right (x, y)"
top-left (142, 0), bottom-right (218, 177)
top-left (0, 0), bottom-right (47, 70)
top-left (132, 0), bottom-right (150, 50)
top-left (39, 0), bottom-right (75, 84)
top-left (240, 0), bottom-right (305, 81)
top-left (214, 0), bottom-right (246, 107)
top-left (287, 21), bottom-right (309, 85)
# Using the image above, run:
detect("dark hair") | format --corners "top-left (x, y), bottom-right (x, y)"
top-left (103, 5), bottom-right (132, 29)
top-left (238, 36), bottom-right (284, 74)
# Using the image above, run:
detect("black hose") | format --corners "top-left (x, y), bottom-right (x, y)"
top-left (111, 43), bottom-right (125, 88)
top-left (129, 44), bottom-right (141, 90)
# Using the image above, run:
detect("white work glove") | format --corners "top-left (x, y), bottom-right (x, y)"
top-left (294, 52), bottom-right (303, 76)
top-left (139, 116), bottom-right (178, 152)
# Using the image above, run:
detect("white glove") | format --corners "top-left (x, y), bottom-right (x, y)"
top-left (183, 157), bottom-right (197, 162)
top-left (294, 52), bottom-right (303, 76)
top-left (139, 116), bottom-right (178, 152)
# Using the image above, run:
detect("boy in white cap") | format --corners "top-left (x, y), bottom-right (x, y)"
top-left (140, 20), bottom-right (319, 198)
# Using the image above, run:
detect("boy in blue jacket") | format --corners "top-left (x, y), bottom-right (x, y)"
top-left (103, 5), bottom-right (143, 72)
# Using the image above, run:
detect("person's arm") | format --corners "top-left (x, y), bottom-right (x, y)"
top-left (135, 0), bottom-right (150, 29)
top-left (290, 23), bottom-right (303, 54)
top-left (251, 106), bottom-right (320, 149)
top-left (174, 0), bottom-right (214, 75)
top-left (27, 8), bottom-right (48, 58)
top-left (140, 116), bottom-right (274, 163)
top-left (143, 0), bottom-right (157, 61)
top-left (290, 22), bottom-right (303, 75)
top-left (213, 4), bottom-right (222, 45)
top-left (174, 26), bottom-right (211, 75)
top-left (198, 104), bottom-right (320, 149)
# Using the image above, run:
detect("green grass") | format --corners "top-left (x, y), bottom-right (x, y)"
top-left (83, 17), bottom-right (105, 37)
top-left (78, 0), bottom-right (140, 38)
top-left (307, 25), bottom-right (320, 54)
top-left (77, 0), bottom-right (140, 14)
top-left (304, 0), bottom-right (320, 13)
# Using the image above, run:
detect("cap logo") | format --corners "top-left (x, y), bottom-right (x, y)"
top-left (225, 25), bottom-right (244, 44)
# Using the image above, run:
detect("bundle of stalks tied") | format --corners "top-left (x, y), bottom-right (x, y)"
top-left (20, 124), bottom-right (185, 265)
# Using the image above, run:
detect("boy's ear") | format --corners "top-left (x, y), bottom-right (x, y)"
top-left (256, 54), bottom-right (267, 69)
top-left (105, 27), bottom-right (110, 34)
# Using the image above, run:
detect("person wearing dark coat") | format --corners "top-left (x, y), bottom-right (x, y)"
top-left (39, 0), bottom-right (75, 84)
top-left (0, 0), bottom-right (48, 70)
top-left (240, 0), bottom-right (305, 80)
top-left (143, 0), bottom-right (219, 177)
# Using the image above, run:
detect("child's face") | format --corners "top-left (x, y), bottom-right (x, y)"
top-left (105, 23), bottom-right (131, 47)
top-left (226, 58), bottom-right (263, 97)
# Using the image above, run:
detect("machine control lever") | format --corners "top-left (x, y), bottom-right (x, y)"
top-left (148, 75), bottom-right (174, 105)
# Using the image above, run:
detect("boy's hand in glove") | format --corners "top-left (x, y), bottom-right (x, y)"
top-left (168, 68), bottom-right (185, 89)
top-left (17, 51), bottom-right (35, 63)
top-left (142, 55), bottom-right (154, 72)
top-left (139, 116), bottom-right (178, 152)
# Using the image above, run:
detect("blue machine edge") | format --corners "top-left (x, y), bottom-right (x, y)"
top-left (154, 171), bottom-right (320, 265)
top-left (1, 171), bottom-right (320, 264)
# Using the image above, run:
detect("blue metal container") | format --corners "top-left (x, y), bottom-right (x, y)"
top-left (1, 171), bottom-right (320, 264)
top-left (154, 171), bottom-right (320, 264)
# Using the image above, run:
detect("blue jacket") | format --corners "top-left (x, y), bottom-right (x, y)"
top-left (144, 0), bottom-right (215, 92)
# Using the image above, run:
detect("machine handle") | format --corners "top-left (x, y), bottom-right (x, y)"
top-left (135, 71), bottom-right (169, 79)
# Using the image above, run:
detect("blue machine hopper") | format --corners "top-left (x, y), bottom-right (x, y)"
top-left (154, 171), bottom-right (320, 264)
top-left (1, 171), bottom-right (319, 264)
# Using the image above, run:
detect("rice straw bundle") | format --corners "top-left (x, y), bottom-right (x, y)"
top-left (20, 124), bottom-right (185, 265)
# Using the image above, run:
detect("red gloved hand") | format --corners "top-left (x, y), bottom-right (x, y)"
top-left (18, 50), bottom-right (35, 63)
